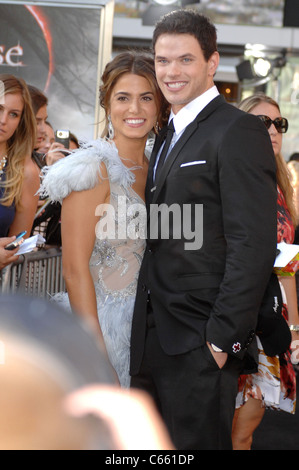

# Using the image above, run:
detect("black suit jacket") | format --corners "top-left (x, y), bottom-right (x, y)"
top-left (130, 95), bottom-right (277, 375)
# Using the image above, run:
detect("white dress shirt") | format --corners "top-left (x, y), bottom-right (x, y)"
top-left (153, 86), bottom-right (220, 181)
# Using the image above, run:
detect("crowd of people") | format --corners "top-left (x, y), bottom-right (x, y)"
top-left (0, 8), bottom-right (299, 450)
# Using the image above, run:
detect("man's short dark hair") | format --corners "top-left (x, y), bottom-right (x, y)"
top-left (153, 9), bottom-right (218, 62)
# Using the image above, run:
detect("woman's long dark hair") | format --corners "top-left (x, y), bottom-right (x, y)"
top-left (100, 50), bottom-right (169, 137)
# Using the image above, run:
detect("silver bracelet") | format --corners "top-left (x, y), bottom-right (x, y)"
top-left (289, 325), bottom-right (299, 332)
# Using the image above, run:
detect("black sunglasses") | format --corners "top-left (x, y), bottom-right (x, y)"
top-left (257, 115), bottom-right (289, 134)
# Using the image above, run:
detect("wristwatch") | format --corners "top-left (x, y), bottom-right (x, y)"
top-left (210, 343), bottom-right (223, 353)
top-left (290, 325), bottom-right (299, 332)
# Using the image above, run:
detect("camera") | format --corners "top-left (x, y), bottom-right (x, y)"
top-left (5, 231), bottom-right (26, 251)
top-left (55, 129), bottom-right (70, 149)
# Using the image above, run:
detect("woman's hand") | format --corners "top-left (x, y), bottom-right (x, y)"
top-left (46, 142), bottom-right (70, 166)
top-left (207, 342), bottom-right (228, 369)
top-left (290, 330), bottom-right (299, 364)
top-left (0, 237), bottom-right (19, 270)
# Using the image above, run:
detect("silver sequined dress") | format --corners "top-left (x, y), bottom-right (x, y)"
top-left (40, 139), bottom-right (148, 387)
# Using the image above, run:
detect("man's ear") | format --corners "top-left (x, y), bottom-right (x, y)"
top-left (208, 51), bottom-right (220, 77)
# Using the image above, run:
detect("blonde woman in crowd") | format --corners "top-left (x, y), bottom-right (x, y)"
top-left (0, 74), bottom-right (40, 269)
top-left (232, 93), bottom-right (299, 450)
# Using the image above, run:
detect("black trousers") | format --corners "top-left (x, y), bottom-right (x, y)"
top-left (131, 315), bottom-right (244, 450)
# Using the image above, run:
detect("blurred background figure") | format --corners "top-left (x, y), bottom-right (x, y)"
top-left (69, 132), bottom-right (80, 150)
top-left (65, 385), bottom-right (175, 450)
top-left (27, 84), bottom-right (80, 245)
top-left (0, 294), bottom-right (173, 450)
top-left (0, 294), bottom-right (117, 450)
top-left (37, 121), bottom-right (55, 157)
top-left (289, 153), bottom-right (299, 163)
top-left (27, 84), bottom-right (80, 168)
top-left (27, 85), bottom-right (49, 171)
top-left (0, 333), bottom-right (115, 450)
top-left (31, 128), bottom-right (80, 246)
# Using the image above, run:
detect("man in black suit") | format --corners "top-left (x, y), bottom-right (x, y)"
top-left (130, 10), bottom-right (277, 450)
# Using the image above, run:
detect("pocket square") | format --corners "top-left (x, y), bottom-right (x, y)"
top-left (180, 161), bottom-right (207, 168)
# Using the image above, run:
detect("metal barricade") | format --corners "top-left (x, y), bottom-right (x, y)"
top-left (0, 247), bottom-right (66, 299)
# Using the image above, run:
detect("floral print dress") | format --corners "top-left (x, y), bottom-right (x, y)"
top-left (236, 186), bottom-right (297, 414)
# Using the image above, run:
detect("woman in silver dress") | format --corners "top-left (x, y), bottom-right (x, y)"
top-left (41, 52), bottom-right (168, 387)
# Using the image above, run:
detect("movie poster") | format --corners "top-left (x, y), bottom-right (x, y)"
top-left (0, 2), bottom-right (108, 141)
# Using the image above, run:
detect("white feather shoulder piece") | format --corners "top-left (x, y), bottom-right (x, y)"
top-left (39, 139), bottom-right (136, 203)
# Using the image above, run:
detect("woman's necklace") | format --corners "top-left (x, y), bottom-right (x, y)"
top-left (120, 154), bottom-right (147, 170)
top-left (0, 155), bottom-right (7, 177)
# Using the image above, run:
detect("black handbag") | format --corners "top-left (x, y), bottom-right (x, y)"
top-left (256, 273), bottom-right (292, 357)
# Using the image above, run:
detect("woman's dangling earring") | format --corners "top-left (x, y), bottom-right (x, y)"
top-left (108, 115), bottom-right (115, 140)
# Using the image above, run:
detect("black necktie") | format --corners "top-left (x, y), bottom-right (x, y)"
top-left (155, 119), bottom-right (175, 181)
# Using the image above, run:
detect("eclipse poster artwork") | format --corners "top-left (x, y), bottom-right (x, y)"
top-left (0, 2), bottom-right (109, 141)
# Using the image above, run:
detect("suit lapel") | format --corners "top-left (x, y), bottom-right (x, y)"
top-left (151, 120), bottom-right (198, 205)
top-left (151, 95), bottom-right (226, 206)
top-left (145, 127), bottom-right (168, 210)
